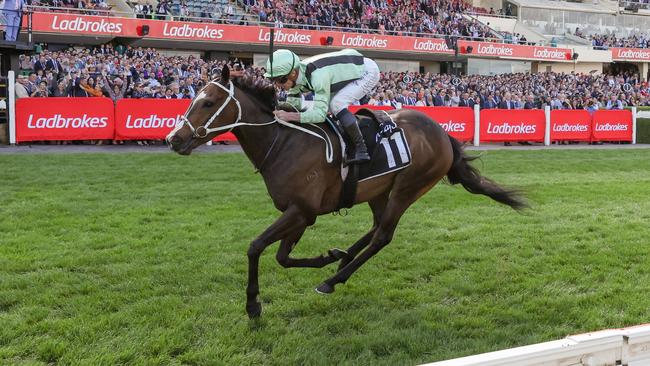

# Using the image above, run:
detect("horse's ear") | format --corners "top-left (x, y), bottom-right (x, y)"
top-left (220, 65), bottom-right (230, 84)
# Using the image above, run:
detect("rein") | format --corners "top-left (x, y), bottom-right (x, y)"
top-left (172, 80), bottom-right (334, 163)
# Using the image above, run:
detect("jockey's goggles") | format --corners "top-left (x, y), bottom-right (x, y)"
top-left (271, 75), bottom-right (290, 84)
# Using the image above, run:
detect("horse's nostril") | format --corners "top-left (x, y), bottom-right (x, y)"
top-left (169, 135), bottom-right (182, 146)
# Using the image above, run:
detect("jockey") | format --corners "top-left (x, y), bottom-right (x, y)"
top-left (264, 48), bottom-right (380, 164)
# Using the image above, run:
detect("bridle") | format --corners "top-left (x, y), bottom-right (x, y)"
top-left (173, 80), bottom-right (247, 139)
top-left (169, 79), bottom-right (334, 163)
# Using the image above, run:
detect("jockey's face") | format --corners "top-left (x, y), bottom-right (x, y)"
top-left (273, 69), bottom-right (298, 90)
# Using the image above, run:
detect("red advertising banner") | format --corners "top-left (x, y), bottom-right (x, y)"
top-left (15, 97), bottom-right (115, 142)
top-left (458, 41), bottom-right (572, 61)
top-left (591, 110), bottom-right (633, 141)
top-left (480, 109), bottom-right (545, 142)
top-left (115, 98), bottom-right (189, 140)
top-left (550, 110), bottom-right (592, 142)
top-left (29, 12), bottom-right (572, 61)
top-left (115, 98), bottom-right (236, 141)
top-left (348, 104), bottom-right (394, 113)
top-left (403, 106), bottom-right (474, 141)
top-left (611, 48), bottom-right (650, 61)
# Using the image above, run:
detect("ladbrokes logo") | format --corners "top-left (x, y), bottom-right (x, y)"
top-left (594, 122), bottom-right (629, 132)
top-left (552, 123), bottom-right (589, 132)
top-left (487, 122), bottom-right (536, 134)
top-left (27, 114), bottom-right (108, 129)
top-left (341, 34), bottom-right (388, 48)
top-left (163, 23), bottom-right (223, 39)
top-left (51, 15), bottom-right (123, 34)
top-left (533, 48), bottom-right (567, 60)
top-left (258, 29), bottom-right (311, 44)
top-left (615, 49), bottom-right (650, 60)
top-left (476, 43), bottom-right (514, 56)
top-left (439, 121), bottom-right (466, 132)
top-left (126, 114), bottom-right (182, 129)
top-left (413, 39), bottom-right (449, 52)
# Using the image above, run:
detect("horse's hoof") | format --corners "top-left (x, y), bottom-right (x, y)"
top-left (328, 248), bottom-right (349, 260)
top-left (246, 301), bottom-right (262, 318)
top-left (315, 282), bottom-right (335, 294)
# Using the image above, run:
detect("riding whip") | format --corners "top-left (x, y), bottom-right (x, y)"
top-left (269, 27), bottom-right (275, 78)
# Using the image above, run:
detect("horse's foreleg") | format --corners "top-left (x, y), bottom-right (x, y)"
top-left (246, 206), bottom-right (305, 318)
top-left (316, 197), bottom-right (410, 294)
top-left (276, 222), bottom-right (352, 268)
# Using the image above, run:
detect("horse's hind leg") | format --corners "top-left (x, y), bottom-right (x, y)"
top-left (316, 176), bottom-right (443, 294)
top-left (336, 192), bottom-right (389, 271)
top-left (315, 195), bottom-right (410, 294)
top-left (275, 193), bottom-right (389, 269)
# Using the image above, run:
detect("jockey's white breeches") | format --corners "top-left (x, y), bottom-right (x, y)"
top-left (329, 57), bottom-right (380, 115)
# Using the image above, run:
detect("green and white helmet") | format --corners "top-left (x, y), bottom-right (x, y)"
top-left (263, 49), bottom-right (299, 78)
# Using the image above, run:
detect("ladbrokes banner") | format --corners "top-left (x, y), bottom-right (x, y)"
top-left (14, 99), bottom-right (633, 143)
top-left (591, 110), bottom-right (633, 141)
top-left (480, 109), bottom-right (545, 142)
top-left (29, 12), bottom-right (572, 61)
top-left (550, 110), bottom-right (592, 141)
top-left (15, 97), bottom-right (115, 142)
top-left (457, 41), bottom-right (572, 61)
top-left (611, 48), bottom-right (650, 61)
top-left (115, 99), bottom-right (189, 140)
top-left (115, 99), bottom-right (236, 141)
top-left (403, 106), bottom-right (474, 141)
top-left (115, 99), bottom-right (237, 141)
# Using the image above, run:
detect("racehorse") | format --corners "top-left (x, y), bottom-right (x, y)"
top-left (167, 66), bottom-right (527, 318)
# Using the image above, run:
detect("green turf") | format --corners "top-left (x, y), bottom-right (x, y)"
top-left (637, 118), bottom-right (650, 143)
top-left (1, 149), bottom-right (650, 366)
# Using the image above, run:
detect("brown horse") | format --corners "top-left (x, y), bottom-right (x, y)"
top-left (167, 66), bottom-right (526, 318)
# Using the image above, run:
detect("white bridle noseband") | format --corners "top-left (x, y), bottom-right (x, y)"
top-left (173, 80), bottom-right (244, 139)
top-left (168, 79), bottom-right (334, 163)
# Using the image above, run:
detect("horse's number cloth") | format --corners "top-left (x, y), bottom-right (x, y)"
top-left (356, 112), bottom-right (412, 182)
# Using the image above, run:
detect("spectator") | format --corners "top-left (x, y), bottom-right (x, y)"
top-left (606, 95), bottom-right (623, 110)
top-left (31, 80), bottom-right (50, 97)
top-left (15, 75), bottom-right (29, 98)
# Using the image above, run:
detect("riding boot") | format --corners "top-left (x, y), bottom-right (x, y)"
top-left (337, 109), bottom-right (370, 164)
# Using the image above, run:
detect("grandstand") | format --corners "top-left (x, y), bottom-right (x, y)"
top-left (2, 0), bottom-right (650, 143)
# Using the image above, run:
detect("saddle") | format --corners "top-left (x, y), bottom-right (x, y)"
top-left (328, 108), bottom-right (412, 210)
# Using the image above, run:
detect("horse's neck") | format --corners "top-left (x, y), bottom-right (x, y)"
top-left (232, 113), bottom-right (278, 169)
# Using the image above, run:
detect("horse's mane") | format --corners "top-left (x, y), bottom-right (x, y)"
top-left (232, 75), bottom-right (277, 112)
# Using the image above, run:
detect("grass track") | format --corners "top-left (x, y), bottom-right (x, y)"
top-left (1, 149), bottom-right (650, 365)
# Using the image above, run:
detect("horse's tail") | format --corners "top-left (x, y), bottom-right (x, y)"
top-left (446, 136), bottom-right (528, 210)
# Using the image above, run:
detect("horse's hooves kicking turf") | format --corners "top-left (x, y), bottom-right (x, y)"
top-left (315, 283), bottom-right (335, 294)
top-left (247, 301), bottom-right (262, 318)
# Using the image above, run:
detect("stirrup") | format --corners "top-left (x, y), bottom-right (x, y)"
top-left (345, 151), bottom-right (370, 165)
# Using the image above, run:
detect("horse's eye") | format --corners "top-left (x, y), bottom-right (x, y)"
top-left (204, 101), bottom-right (214, 108)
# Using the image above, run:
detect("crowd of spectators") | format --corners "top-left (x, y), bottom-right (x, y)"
top-left (14, 43), bottom-right (646, 148)
top-left (589, 33), bottom-right (650, 49)
top-left (240, 0), bottom-right (498, 39)
top-left (130, 0), bottom-right (241, 22)
top-left (365, 70), bottom-right (648, 110)
top-left (27, 0), bottom-right (112, 15)
top-left (16, 44), bottom-right (649, 113)
top-left (14, 44), bottom-right (253, 101)
top-left (19, 44), bottom-right (650, 114)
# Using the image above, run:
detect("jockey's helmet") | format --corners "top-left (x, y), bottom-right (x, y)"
top-left (264, 49), bottom-right (299, 79)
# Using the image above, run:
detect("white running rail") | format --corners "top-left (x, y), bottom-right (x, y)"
top-left (421, 324), bottom-right (650, 366)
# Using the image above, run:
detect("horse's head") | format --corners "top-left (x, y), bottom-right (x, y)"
top-left (167, 66), bottom-right (241, 155)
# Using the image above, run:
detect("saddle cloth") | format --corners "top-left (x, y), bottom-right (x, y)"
top-left (332, 108), bottom-right (412, 182)
top-left (327, 108), bottom-right (412, 210)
